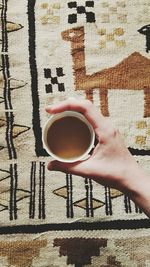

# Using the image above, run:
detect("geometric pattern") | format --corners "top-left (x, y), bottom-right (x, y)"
top-left (68, 1), bottom-right (95, 24)
top-left (53, 180), bottom-right (139, 218)
top-left (135, 120), bottom-right (150, 147)
top-left (98, 0), bottom-right (127, 24)
top-left (0, 233), bottom-right (150, 267)
top-left (54, 237), bottom-right (107, 266)
top-left (54, 186), bottom-right (105, 210)
top-left (98, 27), bottom-right (126, 49)
top-left (0, 0), bottom-right (150, 230)
top-left (6, 21), bottom-right (23, 32)
top-left (40, 2), bottom-right (61, 25)
top-left (0, 0), bottom-right (150, 265)
top-left (0, 240), bottom-right (47, 267)
top-left (44, 67), bottom-right (65, 93)
top-left (73, 198), bottom-right (105, 210)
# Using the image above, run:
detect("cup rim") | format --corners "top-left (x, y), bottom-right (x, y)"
top-left (42, 111), bottom-right (95, 163)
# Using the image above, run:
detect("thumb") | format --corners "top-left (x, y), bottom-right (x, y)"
top-left (47, 160), bottom-right (90, 177)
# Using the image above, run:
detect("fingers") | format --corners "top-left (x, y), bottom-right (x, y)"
top-left (47, 159), bottom-right (91, 177)
top-left (46, 98), bottom-right (104, 131)
top-left (45, 98), bottom-right (117, 142)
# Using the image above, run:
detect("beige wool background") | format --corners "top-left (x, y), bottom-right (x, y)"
top-left (0, 0), bottom-right (150, 266)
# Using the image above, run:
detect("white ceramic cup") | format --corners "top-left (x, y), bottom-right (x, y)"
top-left (42, 111), bottom-right (95, 163)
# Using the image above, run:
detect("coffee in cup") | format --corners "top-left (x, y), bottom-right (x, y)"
top-left (42, 111), bottom-right (95, 163)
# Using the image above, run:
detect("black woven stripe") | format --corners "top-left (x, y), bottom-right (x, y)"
top-left (66, 174), bottom-right (73, 218)
top-left (5, 111), bottom-right (17, 159)
top-left (0, 219), bottom-right (149, 234)
top-left (1, 0), bottom-right (12, 110)
top-left (105, 187), bottom-right (112, 216)
top-left (39, 162), bottom-right (46, 219)
top-left (29, 162), bottom-right (36, 219)
top-left (9, 164), bottom-right (17, 220)
top-left (89, 179), bottom-right (94, 217)
top-left (27, 0), bottom-right (47, 156)
top-left (1, 1), bottom-right (17, 159)
top-left (124, 195), bottom-right (132, 213)
top-left (85, 178), bottom-right (94, 217)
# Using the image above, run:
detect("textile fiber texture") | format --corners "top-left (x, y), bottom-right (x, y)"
top-left (0, 0), bottom-right (150, 266)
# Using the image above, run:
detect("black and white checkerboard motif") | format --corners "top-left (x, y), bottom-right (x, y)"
top-left (44, 67), bottom-right (65, 93)
top-left (68, 1), bottom-right (95, 24)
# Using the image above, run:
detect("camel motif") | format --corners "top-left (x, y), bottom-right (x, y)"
top-left (61, 26), bottom-right (150, 117)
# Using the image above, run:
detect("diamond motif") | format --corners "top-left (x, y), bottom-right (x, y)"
top-left (53, 186), bottom-right (67, 199)
top-left (110, 188), bottom-right (123, 198)
top-left (74, 198), bottom-right (105, 210)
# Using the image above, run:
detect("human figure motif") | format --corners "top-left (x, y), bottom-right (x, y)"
top-left (138, 24), bottom-right (150, 53)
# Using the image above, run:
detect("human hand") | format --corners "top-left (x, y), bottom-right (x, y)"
top-left (46, 98), bottom-right (150, 217)
top-left (45, 98), bottom-right (140, 192)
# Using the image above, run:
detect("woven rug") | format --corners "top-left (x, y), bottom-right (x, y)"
top-left (0, 0), bottom-right (150, 266)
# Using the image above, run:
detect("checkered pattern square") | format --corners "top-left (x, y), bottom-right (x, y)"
top-left (98, 0), bottom-right (127, 24)
top-left (44, 67), bottom-right (65, 93)
top-left (68, 1), bottom-right (95, 23)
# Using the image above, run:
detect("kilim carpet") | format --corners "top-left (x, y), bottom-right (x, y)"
top-left (0, 0), bottom-right (150, 266)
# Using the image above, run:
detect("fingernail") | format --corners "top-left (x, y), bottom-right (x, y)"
top-left (45, 106), bottom-right (51, 111)
top-left (45, 106), bottom-right (54, 113)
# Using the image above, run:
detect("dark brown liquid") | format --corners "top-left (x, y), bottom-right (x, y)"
top-left (47, 116), bottom-right (91, 159)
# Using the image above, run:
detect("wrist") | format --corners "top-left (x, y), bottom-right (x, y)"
top-left (121, 163), bottom-right (150, 217)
